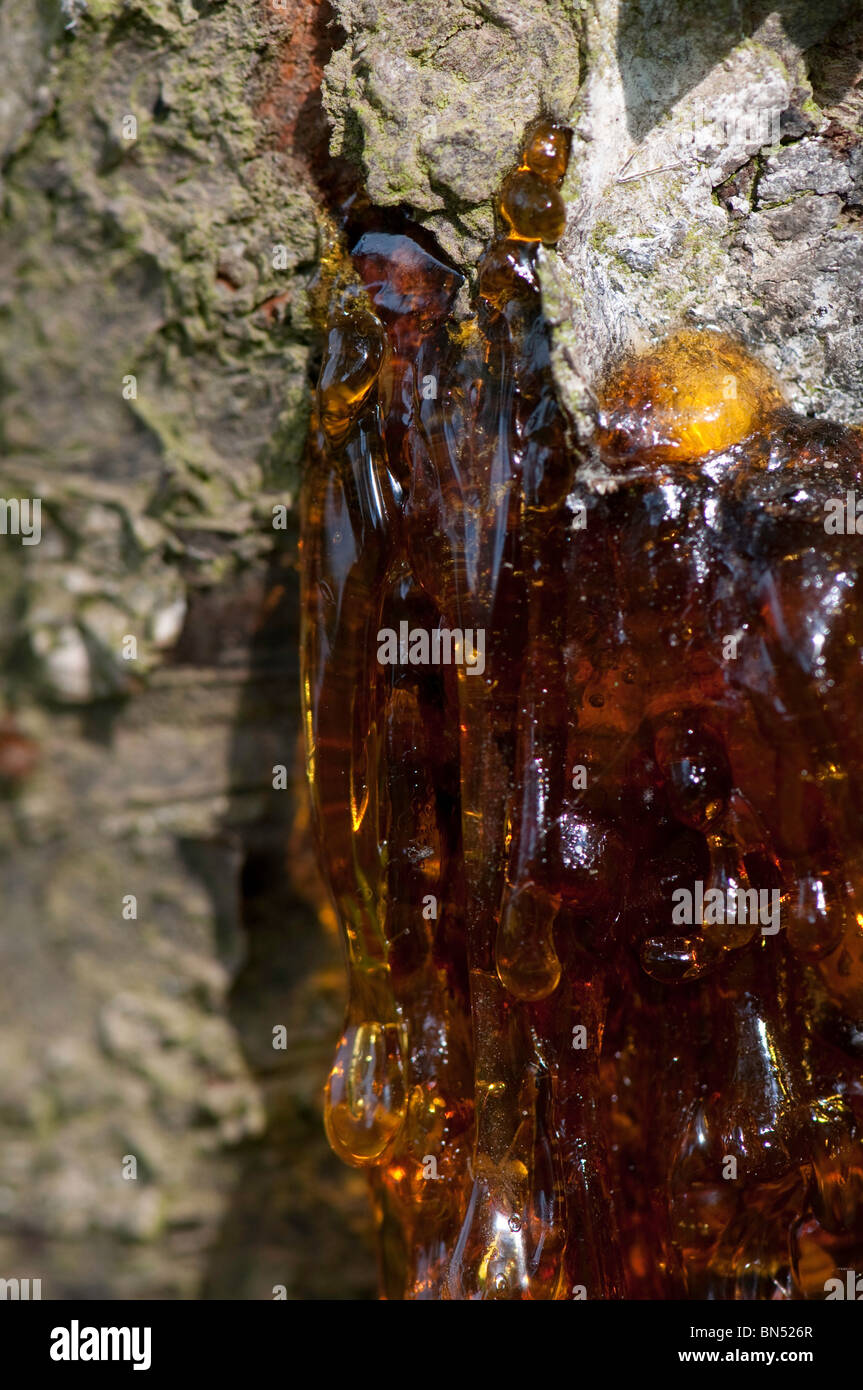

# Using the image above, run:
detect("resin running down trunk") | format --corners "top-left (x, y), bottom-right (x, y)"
top-left (300, 122), bottom-right (863, 1300)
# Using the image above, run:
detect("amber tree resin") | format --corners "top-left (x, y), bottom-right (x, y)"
top-left (301, 122), bottom-right (863, 1300)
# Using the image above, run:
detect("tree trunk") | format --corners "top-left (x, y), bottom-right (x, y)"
top-left (1, 0), bottom-right (861, 1299)
top-left (0, 0), bottom-right (375, 1301)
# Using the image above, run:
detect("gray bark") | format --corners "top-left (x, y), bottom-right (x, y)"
top-left (1, 0), bottom-right (862, 1300)
top-left (0, 0), bottom-right (374, 1300)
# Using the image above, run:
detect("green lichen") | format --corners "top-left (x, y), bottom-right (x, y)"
top-left (0, 0), bottom-right (318, 704)
top-left (324, 0), bottom-right (582, 267)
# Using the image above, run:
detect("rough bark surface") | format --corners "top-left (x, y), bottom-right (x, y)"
top-left (323, 0), bottom-right (863, 440)
top-left (0, 0), bottom-right (375, 1300)
top-left (2, 0), bottom-right (862, 1300)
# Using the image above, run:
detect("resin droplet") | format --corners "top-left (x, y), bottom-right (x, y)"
top-left (522, 118), bottom-right (570, 185)
top-left (640, 932), bottom-right (725, 984)
top-left (351, 231), bottom-right (463, 328)
top-left (317, 296), bottom-right (387, 448)
top-left (786, 876), bottom-right (847, 960)
top-left (448, 1179), bottom-right (531, 1301)
top-left (597, 329), bottom-right (786, 467)
top-left (701, 829), bottom-right (757, 950)
top-left (324, 1020), bottom-right (407, 1166)
top-left (499, 169), bottom-right (566, 244)
top-left (653, 715), bottom-right (731, 831)
top-left (405, 1083), bottom-right (447, 1157)
top-left (811, 1124), bottom-right (863, 1235)
top-left (478, 238), bottom-right (539, 307)
top-left (495, 882), bottom-right (561, 1001)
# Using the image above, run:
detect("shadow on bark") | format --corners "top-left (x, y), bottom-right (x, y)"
top-left (617, 0), bottom-right (861, 141)
top-left (170, 528), bottom-right (376, 1299)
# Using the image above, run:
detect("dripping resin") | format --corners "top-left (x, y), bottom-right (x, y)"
top-left (301, 117), bottom-right (863, 1299)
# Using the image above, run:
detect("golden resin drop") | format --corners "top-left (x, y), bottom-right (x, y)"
top-left (499, 169), bottom-right (566, 244)
top-left (495, 882), bottom-right (562, 1001)
top-left (324, 1020), bottom-right (407, 1166)
top-left (522, 118), bottom-right (570, 185)
top-left (317, 294), bottom-right (387, 448)
top-left (596, 329), bottom-right (786, 467)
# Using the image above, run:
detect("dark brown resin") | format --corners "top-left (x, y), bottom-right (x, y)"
top-left (301, 125), bottom-right (863, 1299)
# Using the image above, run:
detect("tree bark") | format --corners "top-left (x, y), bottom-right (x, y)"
top-left (0, 0), bottom-right (374, 1301)
top-left (1, 0), bottom-right (861, 1299)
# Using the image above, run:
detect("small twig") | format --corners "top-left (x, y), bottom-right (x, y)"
top-left (616, 147), bottom-right (687, 184)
